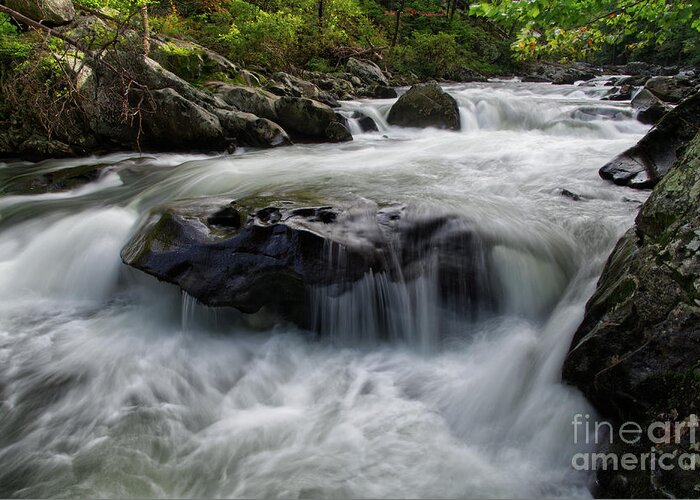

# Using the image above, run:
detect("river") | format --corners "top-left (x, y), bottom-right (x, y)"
top-left (0, 80), bottom-right (648, 498)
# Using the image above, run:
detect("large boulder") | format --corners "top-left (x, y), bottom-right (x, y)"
top-left (563, 132), bottom-right (700, 498)
top-left (644, 75), bottom-right (697, 104)
top-left (6, 0), bottom-right (75, 24)
top-left (630, 88), bottom-right (672, 124)
top-left (346, 57), bottom-right (389, 87)
top-left (387, 82), bottom-right (461, 130)
top-left (266, 72), bottom-right (338, 106)
top-left (212, 84), bottom-right (279, 122)
top-left (307, 71), bottom-right (357, 101)
top-left (121, 199), bottom-right (496, 328)
top-left (274, 97), bottom-right (352, 142)
top-left (150, 38), bottom-right (239, 83)
top-left (215, 110), bottom-right (290, 148)
top-left (138, 88), bottom-right (225, 150)
top-left (599, 92), bottom-right (700, 189)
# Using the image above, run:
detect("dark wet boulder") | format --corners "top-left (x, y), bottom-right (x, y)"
top-left (387, 82), bottom-right (460, 130)
top-left (644, 75), bottom-right (697, 104)
top-left (351, 111), bottom-right (379, 132)
top-left (631, 88), bottom-right (672, 125)
top-left (372, 85), bottom-right (398, 99)
top-left (121, 200), bottom-right (496, 327)
top-left (274, 97), bottom-right (352, 142)
top-left (563, 132), bottom-right (700, 498)
top-left (6, 0), bottom-right (75, 24)
top-left (601, 85), bottom-right (633, 101)
top-left (599, 92), bottom-right (700, 189)
top-left (16, 135), bottom-right (75, 161)
top-left (616, 74), bottom-right (649, 87)
top-left (215, 110), bottom-right (291, 148)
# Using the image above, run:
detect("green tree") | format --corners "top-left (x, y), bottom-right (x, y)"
top-left (472, 0), bottom-right (700, 63)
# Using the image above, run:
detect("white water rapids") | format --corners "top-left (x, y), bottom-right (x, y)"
top-left (0, 81), bottom-right (649, 498)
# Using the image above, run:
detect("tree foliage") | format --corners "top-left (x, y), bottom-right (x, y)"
top-left (471, 0), bottom-right (700, 63)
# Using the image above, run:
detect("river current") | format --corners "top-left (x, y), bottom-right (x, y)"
top-left (0, 81), bottom-right (648, 498)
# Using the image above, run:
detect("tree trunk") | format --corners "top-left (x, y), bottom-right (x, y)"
top-left (391, 0), bottom-right (405, 47)
top-left (318, 0), bottom-right (324, 27)
top-left (140, 3), bottom-right (150, 57)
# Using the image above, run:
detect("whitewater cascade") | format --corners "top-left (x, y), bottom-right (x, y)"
top-left (0, 81), bottom-right (648, 498)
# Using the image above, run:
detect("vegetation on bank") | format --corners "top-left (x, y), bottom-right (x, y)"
top-left (473, 0), bottom-right (700, 65)
top-left (1, 0), bottom-right (699, 156)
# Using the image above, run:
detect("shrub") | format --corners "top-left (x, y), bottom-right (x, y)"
top-left (388, 31), bottom-right (461, 79)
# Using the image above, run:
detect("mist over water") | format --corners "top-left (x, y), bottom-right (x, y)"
top-left (0, 81), bottom-right (648, 498)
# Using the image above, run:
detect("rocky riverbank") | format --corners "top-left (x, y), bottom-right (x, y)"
top-left (2, 0), bottom-right (698, 163)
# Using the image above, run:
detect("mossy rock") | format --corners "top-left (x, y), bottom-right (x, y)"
top-left (564, 132), bottom-right (700, 497)
top-left (151, 41), bottom-right (205, 83)
top-left (387, 82), bottom-right (461, 130)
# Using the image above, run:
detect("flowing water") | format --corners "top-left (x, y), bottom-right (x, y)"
top-left (0, 81), bottom-right (649, 498)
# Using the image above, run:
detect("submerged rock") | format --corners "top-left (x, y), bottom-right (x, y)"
top-left (121, 199), bottom-right (496, 328)
top-left (563, 131), bottom-right (700, 498)
top-left (0, 162), bottom-right (105, 194)
top-left (599, 92), bottom-right (700, 189)
top-left (387, 82), bottom-right (460, 130)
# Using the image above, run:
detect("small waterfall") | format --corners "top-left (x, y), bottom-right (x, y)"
top-left (343, 81), bottom-right (647, 139)
top-left (181, 291), bottom-right (199, 330)
top-left (310, 208), bottom-right (578, 348)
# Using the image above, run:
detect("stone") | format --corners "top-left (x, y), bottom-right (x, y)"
top-left (351, 111), bottom-right (379, 133)
top-left (0, 161), bottom-right (104, 194)
top-left (644, 75), bottom-right (696, 104)
top-left (274, 97), bottom-right (352, 142)
top-left (215, 110), bottom-right (290, 148)
top-left (387, 82), bottom-right (460, 130)
top-left (215, 84), bottom-right (279, 122)
top-left (346, 57), bottom-right (389, 87)
top-left (17, 135), bottom-right (75, 161)
top-left (6, 0), bottom-right (75, 24)
top-left (525, 61), bottom-right (600, 85)
top-left (563, 131), bottom-right (700, 498)
top-left (121, 200), bottom-right (497, 328)
top-left (599, 92), bottom-right (700, 189)
top-left (372, 85), bottom-right (398, 99)
top-left (631, 88), bottom-right (672, 124)
top-left (137, 88), bottom-right (225, 150)
top-left (601, 85), bottom-right (633, 101)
